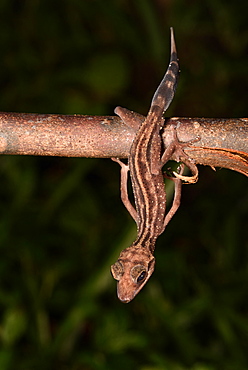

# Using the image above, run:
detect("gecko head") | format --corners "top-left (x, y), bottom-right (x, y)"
top-left (111, 245), bottom-right (155, 303)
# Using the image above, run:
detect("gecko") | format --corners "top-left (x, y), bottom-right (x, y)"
top-left (111, 28), bottom-right (196, 303)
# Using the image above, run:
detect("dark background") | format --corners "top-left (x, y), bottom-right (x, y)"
top-left (0, 1), bottom-right (247, 369)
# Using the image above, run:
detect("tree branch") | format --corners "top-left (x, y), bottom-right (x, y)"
top-left (0, 112), bottom-right (247, 176)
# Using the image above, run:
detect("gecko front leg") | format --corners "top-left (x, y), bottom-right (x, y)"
top-left (162, 165), bottom-right (184, 230)
top-left (111, 158), bottom-right (138, 223)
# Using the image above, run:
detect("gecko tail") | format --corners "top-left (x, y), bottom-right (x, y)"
top-left (150, 27), bottom-right (180, 114)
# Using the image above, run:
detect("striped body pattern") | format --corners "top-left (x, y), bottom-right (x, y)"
top-left (111, 28), bottom-right (180, 303)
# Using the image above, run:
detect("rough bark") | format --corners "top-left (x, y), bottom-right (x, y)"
top-left (0, 112), bottom-right (247, 176)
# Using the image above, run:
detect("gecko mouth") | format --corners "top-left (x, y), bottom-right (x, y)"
top-left (117, 291), bottom-right (133, 303)
top-left (118, 295), bottom-right (131, 304)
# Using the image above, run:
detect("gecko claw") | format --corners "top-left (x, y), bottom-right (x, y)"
top-left (172, 168), bottom-right (198, 183)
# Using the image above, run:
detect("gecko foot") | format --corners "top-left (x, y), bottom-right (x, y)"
top-left (111, 157), bottom-right (128, 169)
top-left (162, 126), bottom-right (199, 184)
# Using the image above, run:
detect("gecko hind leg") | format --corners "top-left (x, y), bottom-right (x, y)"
top-left (161, 125), bottom-right (199, 184)
top-left (111, 158), bottom-right (138, 223)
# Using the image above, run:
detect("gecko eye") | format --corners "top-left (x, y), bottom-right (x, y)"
top-left (131, 265), bottom-right (147, 284)
top-left (111, 261), bottom-right (124, 281)
top-left (137, 271), bottom-right (146, 283)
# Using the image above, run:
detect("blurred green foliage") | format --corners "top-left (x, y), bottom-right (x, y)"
top-left (0, 0), bottom-right (247, 369)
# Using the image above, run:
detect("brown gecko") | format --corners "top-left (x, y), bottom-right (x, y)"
top-left (111, 28), bottom-right (196, 303)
